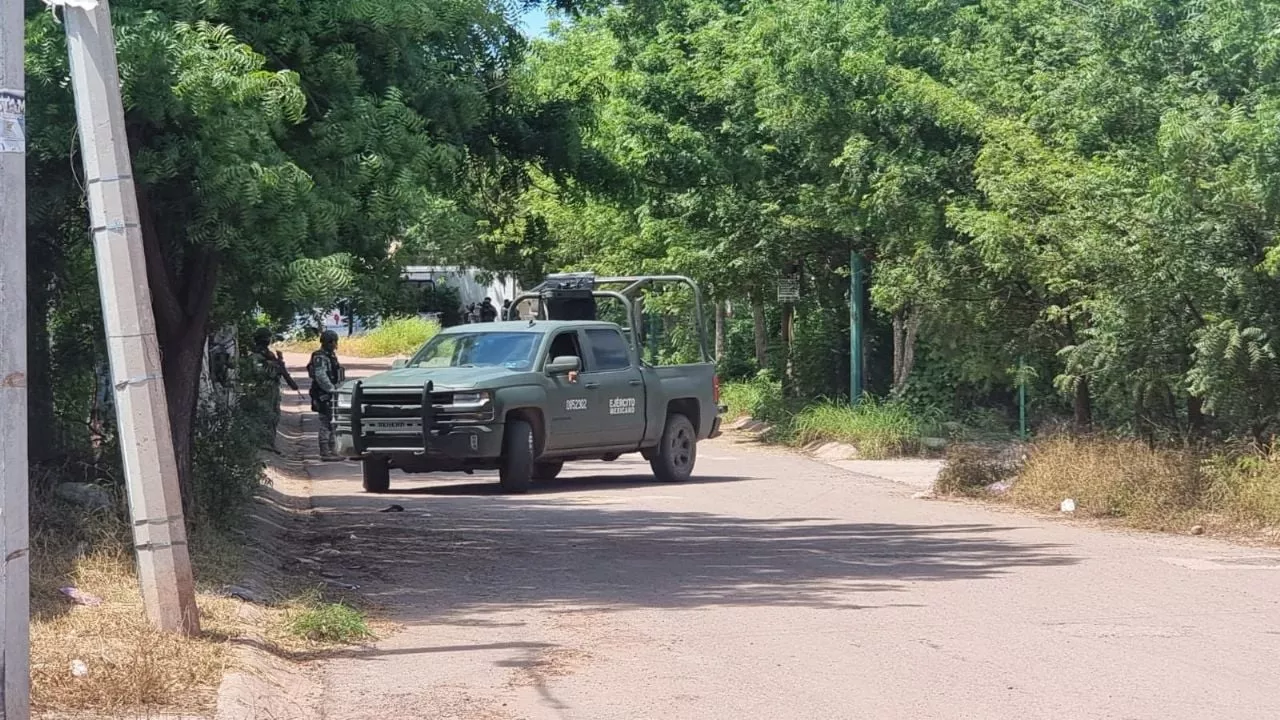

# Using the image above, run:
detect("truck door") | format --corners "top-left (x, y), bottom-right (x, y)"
top-left (543, 329), bottom-right (595, 451)
top-left (582, 328), bottom-right (646, 449)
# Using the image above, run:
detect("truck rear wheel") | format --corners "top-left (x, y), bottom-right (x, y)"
top-left (362, 457), bottom-right (391, 493)
top-left (651, 413), bottom-right (697, 482)
top-left (500, 419), bottom-right (535, 493)
top-left (533, 461), bottom-right (564, 481)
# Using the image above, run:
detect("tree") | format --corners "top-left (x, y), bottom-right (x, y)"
top-left (26, 0), bottom-right (589, 499)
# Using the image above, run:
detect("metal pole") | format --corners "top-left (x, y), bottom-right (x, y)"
top-left (1019, 356), bottom-right (1028, 440)
top-left (850, 252), bottom-right (864, 405)
top-left (0, 0), bottom-right (31, 712)
top-left (62, 0), bottom-right (200, 634)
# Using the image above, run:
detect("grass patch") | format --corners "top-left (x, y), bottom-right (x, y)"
top-left (280, 315), bottom-right (440, 358)
top-left (791, 400), bottom-right (935, 459)
top-left (285, 594), bottom-right (374, 644)
top-left (721, 377), bottom-right (942, 459)
top-left (29, 512), bottom-right (253, 716)
top-left (945, 436), bottom-right (1280, 539)
top-left (721, 375), bottom-right (786, 422)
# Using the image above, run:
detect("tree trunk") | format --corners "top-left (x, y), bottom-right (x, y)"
top-left (1073, 376), bottom-right (1093, 431)
top-left (158, 321), bottom-right (211, 519)
top-left (1187, 394), bottom-right (1205, 439)
top-left (714, 301), bottom-right (726, 362)
top-left (892, 311), bottom-right (904, 388)
top-left (136, 181), bottom-right (220, 508)
top-left (751, 295), bottom-right (767, 370)
top-left (890, 307), bottom-right (922, 394)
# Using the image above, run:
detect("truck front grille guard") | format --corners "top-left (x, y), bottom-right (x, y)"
top-left (417, 381), bottom-right (435, 456)
top-left (349, 380), bottom-right (436, 457)
top-left (351, 380), bottom-right (365, 455)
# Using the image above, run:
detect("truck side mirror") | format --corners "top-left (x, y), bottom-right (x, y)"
top-left (391, 358), bottom-right (408, 369)
top-left (547, 355), bottom-right (581, 375)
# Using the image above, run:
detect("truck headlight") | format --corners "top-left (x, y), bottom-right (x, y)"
top-left (336, 392), bottom-right (352, 410)
top-left (451, 391), bottom-right (490, 407)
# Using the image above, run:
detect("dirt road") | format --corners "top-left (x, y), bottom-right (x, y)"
top-left (289, 359), bottom-right (1280, 719)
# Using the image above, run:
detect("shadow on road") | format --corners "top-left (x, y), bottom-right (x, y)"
top-left (295, 496), bottom-right (1078, 620)
top-left (392, 473), bottom-right (745, 496)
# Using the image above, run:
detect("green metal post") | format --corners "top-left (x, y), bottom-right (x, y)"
top-left (850, 252), bottom-right (864, 406)
top-left (1018, 355), bottom-right (1028, 440)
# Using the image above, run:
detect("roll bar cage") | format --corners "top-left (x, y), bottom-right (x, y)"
top-left (506, 274), bottom-right (710, 363)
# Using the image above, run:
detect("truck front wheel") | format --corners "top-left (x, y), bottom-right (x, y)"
top-left (500, 419), bottom-right (535, 493)
top-left (533, 461), bottom-right (564, 481)
top-left (651, 413), bottom-right (697, 482)
top-left (362, 457), bottom-right (391, 493)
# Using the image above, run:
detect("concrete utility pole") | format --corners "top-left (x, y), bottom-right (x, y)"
top-left (1, 0), bottom-right (31, 713)
top-left (60, 0), bottom-right (200, 634)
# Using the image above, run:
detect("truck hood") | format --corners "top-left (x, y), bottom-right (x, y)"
top-left (342, 366), bottom-right (532, 391)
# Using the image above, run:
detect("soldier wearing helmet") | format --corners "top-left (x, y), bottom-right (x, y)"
top-left (307, 330), bottom-right (344, 461)
top-left (248, 328), bottom-right (298, 449)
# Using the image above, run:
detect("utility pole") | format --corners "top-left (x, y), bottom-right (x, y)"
top-left (1, 0), bottom-right (31, 713)
top-left (849, 251), bottom-right (864, 405)
top-left (60, 0), bottom-right (200, 634)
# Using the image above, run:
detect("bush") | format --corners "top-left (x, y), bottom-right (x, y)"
top-left (936, 443), bottom-right (1023, 496)
top-left (721, 374), bottom-right (786, 422)
top-left (191, 407), bottom-right (267, 529)
top-left (340, 316), bottom-right (440, 357)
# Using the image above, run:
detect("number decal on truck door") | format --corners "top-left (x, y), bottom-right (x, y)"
top-left (565, 398), bottom-right (588, 411)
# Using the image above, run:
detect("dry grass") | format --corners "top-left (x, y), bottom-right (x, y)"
top-left (955, 436), bottom-right (1280, 539)
top-left (1009, 437), bottom-right (1205, 530)
top-left (28, 508), bottom-right (375, 716)
top-left (30, 519), bottom-right (249, 716)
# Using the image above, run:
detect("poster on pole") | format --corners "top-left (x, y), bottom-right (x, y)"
top-left (0, 91), bottom-right (25, 154)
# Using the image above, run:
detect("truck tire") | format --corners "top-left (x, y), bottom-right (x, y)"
top-left (362, 457), bottom-right (391, 494)
top-left (533, 461), bottom-right (564, 481)
top-left (650, 413), bottom-right (697, 482)
top-left (500, 419), bottom-right (535, 493)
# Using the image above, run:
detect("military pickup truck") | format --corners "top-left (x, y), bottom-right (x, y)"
top-left (332, 274), bottom-right (724, 493)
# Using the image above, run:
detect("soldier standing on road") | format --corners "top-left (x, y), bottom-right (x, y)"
top-left (479, 297), bottom-right (498, 322)
top-left (249, 328), bottom-right (299, 449)
top-left (502, 298), bottom-right (513, 321)
top-left (308, 330), bottom-right (344, 462)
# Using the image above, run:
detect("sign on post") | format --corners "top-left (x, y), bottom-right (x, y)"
top-left (777, 277), bottom-right (800, 303)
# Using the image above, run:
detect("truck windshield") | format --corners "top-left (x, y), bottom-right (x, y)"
top-left (408, 332), bottom-right (540, 371)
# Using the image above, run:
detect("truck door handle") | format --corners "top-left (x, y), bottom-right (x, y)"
top-left (628, 380), bottom-right (643, 386)
top-left (584, 382), bottom-right (600, 389)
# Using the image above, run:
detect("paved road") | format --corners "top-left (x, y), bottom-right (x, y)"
top-left (290, 359), bottom-right (1280, 720)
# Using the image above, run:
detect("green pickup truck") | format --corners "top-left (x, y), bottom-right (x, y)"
top-left (333, 274), bottom-right (724, 493)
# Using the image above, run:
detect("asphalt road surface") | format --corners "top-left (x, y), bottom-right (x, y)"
top-left (292, 359), bottom-right (1280, 720)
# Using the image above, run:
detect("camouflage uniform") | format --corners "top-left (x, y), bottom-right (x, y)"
top-left (249, 329), bottom-right (298, 446)
top-left (308, 332), bottom-right (343, 460)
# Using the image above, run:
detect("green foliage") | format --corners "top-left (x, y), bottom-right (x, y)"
top-left (190, 402), bottom-right (268, 530)
top-left (720, 375), bottom-right (785, 423)
top-left (24, 0), bottom-right (586, 500)
top-left (791, 400), bottom-right (938, 460)
top-left (512, 0), bottom-right (1280, 445)
top-left (286, 598), bottom-right (373, 644)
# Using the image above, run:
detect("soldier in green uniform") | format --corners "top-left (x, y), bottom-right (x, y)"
top-left (248, 328), bottom-right (299, 448)
top-left (307, 330), bottom-right (344, 461)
